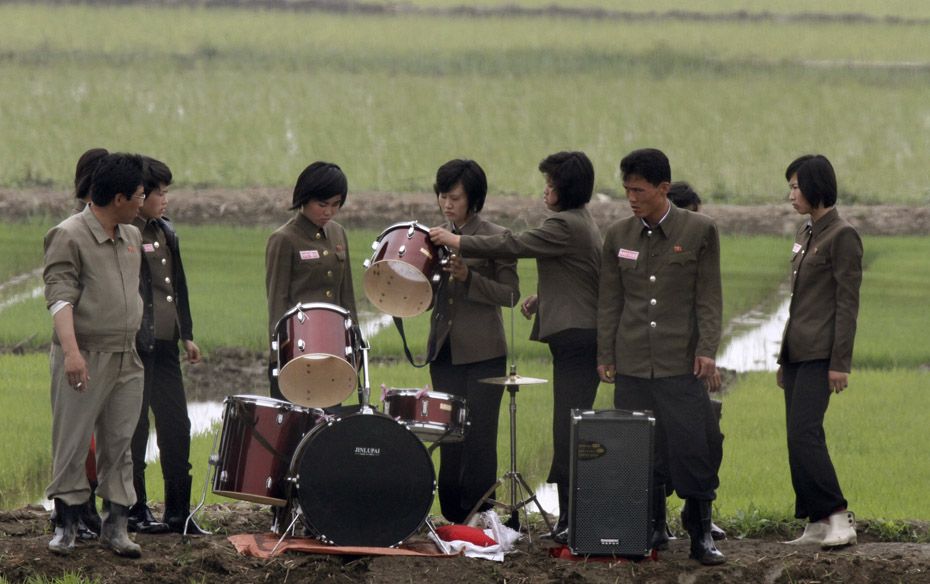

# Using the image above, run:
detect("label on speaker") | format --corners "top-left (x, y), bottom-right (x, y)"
top-left (575, 440), bottom-right (606, 460)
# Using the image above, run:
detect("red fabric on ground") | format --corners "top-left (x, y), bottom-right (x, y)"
top-left (548, 545), bottom-right (658, 563)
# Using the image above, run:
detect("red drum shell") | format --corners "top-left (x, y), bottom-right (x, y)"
top-left (212, 395), bottom-right (322, 506)
top-left (275, 303), bottom-right (358, 408)
top-left (364, 222), bottom-right (444, 318)
top-left (382, 389), bottom-right (467, 443)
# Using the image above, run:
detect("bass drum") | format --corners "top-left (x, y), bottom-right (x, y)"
top-left (291, 412), bottom-right (436, 547)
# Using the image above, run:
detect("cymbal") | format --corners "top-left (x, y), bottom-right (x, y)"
top-left (479, 374), bottom-right (548, 386)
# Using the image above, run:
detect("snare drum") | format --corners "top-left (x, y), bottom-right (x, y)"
top-left (273, 303), bottom-right (359, 408)
top-left (363, 222), bottom-right (448, 318)
top-left (382, 388), bottom-right (467, 443)
top-left (290, 412), bottom-right (435, 547)
top-left (212, 395), bottom-right (322, 506)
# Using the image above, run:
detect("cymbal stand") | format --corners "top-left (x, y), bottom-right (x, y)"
top-left (464, 364), bottom-right (554, 541)
top-left (354, 324), bottom-right (374, 414)
top-left (187, 428), bottom-right (222, 540)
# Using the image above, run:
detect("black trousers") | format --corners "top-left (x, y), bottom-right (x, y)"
top-left (429, 344), bottom-right (506, 523)
top-left (546, 328), bottom-right (600, 487)
top-left (131, 340), bottom-right (193, 499)
top-left (782, 359), bottom-right (847, 522)
top-left (614, 374), bottom-right (720, 500)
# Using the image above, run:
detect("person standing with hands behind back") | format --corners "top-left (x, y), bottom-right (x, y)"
top-left (778, 155), bottom-right (862, 548)
top-left (128, 156), bottom-right (207, 535)
top-left (426, 159), bottom-right (519, 524)
top-left (430, 151), bottom-right (602, 542)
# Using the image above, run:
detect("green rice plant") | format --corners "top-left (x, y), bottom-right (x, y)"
top-left (0, 574), bottom-right (101, 584)
top-left (0, 353), bottom-right (51, 509)
top-left (716, 369), bottom-right (930, 521)
top-left (1, 6), bottom-right (930, 201)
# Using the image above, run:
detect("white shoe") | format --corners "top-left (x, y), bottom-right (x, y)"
top-left (821, 510), bottom-right (857, 548)
top-left (783, 521), bottom-right (829, 545)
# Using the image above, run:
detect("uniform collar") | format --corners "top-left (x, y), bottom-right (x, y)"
top-left (641, 201), bottom-right (681, 238)
top-left (451, 213), bottom-right (481, 236)
top-left (82, 204), bottom-right (129, 244)
top-left (810, 207), bottom-right (839, 238)
top-left (297, 212), bottom-right (327, 240)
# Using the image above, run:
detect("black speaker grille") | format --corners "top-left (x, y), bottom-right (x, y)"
top-left (569, 410), bottom-right (654, 556)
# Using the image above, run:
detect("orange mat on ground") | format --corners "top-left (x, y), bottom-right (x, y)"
top-left (229, 533), bottom-right (456, 559)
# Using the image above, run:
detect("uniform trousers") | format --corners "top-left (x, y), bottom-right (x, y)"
top-left (429, 343), bottom-right (506, 523)
top-left (46, 344), bottom-right (143, 507)
top-left (614, 374), bottom-right (720, 500)
top-left (546, 328), bottom-right (599, 487)
top-left (131, 340), bottom-right (193, 496)
top-left (781, 359), bottom-right (847, 522)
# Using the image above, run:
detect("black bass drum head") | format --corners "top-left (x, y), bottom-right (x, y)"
top-left (292, 412), bottom-right (436, 547)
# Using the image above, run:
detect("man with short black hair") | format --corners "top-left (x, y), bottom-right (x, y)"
top-left (597, 148), bottom-right (725, 565)
top-left (44, 152), bottom-right (146, 558)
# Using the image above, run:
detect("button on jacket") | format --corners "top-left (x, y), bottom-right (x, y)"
top-left (135, 216), bottom-right (194, 352)
top-left (427, 214), bottom-right (520, 365)
top-left (597, 204), bottom-right (722, 378)
top-left (265, 213), bottom-right (358, 339)
top-left (778, 208), bottom-right (862, 372)
top-left (44, 205), bottom-right (143, 352)
top-left (459, 207), bottom-right (601, 343)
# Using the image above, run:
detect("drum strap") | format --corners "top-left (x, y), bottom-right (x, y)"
top-left (393, 316), bottom-right (430, 368)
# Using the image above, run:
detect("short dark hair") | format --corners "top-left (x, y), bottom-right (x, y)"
top-left (785, 154), bottom-right (837, 208)
top-left (668, 181), bottom-right (702, 211)
top-left (433, 159), bottom-right (488, 214)
top-left (619, 148), bottom-right (671, 186)
top-left (74, 148), bottom-right (109, 201)
top-left (291, 162), bottom-right (348, 210)
top-left (141, 156), bottom-right (173, 196)
top-left (90, 153), bottom-right (144, 207)
top-left (537, 151), bottom-right (594, 210)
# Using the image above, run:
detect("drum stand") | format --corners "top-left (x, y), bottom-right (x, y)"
top-left (465, 367), bottom-right (553, 540)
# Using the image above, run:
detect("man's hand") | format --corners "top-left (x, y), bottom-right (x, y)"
top-left (693, 356), bottom-right (718, 391)
top-left (184, 340), bottom-right (202, 364)
top-left (598, 364), bottom-right (616, 384)
top-left (520, 295), bottom-right (538, 319)
top-left (64, 349), bottom-right (89, 392)
top-left (828, 370), bottom-right (849, 393)
top-left (776, 365), bottom-right (784, 389)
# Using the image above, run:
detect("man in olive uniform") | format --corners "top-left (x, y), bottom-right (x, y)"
top-left (128, 156), bottom-right (207, 535)
top-left (44, 153), bottom-right (146, 558)
top-left (597, 148), bottom-right (725, 565)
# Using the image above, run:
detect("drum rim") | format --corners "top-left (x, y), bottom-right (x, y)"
top-left (223, 394), bottom-right (314, 410)
top-left (383, 389), bottom-right (465, 402)
top-left (376, 220), bottom-right (432, 239)
top-left (280, 301), bottom-right (353, 319)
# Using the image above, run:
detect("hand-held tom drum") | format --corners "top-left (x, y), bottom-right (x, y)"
top-left (363, 222), bottom-right (447, 318)
top-left (291, 412), bottom-right (436, 547)
top-left (382, 388), bottom-right (467, 443)
top-left (273, 303), bottom-right (359, 408)
top-left (212, 395), bottom-right (322, 507)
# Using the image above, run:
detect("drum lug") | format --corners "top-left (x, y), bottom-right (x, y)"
top-left (277, 413), bottom-right (285, 424)
top-left (209, 454), bottom-right (220, 466)
top-left (271, 340), bottom-right (279, 351)
top-left (371, 240), bottom-right (379, 250)
top-left (218, 470), bottom-right (227, 484)
top-left (297, 311), bottom-right (306, 324)
top-left (363, 258), bottom-right (371, 268)
top-left (297, 339), bottom-right (305, 352)
top-left (398, 245), bottom-right (406, 257)
top-left (431, 273), bottom-right (441, 283)
top-left (421, 400), bottom-right (429, 417)
top-left (345, 347), bottom-right (353, 357)
top-left (272, 367), bottom-right (279, 378)
top-left (407, 224), bottom-right (416, 238)
top-left (266, 476), bottom-right (273, 490)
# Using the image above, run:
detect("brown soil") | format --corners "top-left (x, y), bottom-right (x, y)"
top-left (3, 505), bottom-right (930, 584)
top-left (4, 188), bottom-right (930, 582)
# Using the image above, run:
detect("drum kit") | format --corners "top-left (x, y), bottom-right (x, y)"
top-left (201, 220), bottom-right (549, 549)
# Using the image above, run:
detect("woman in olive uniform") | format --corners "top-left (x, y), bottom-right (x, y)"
top-left (265, 162), bottom-right (358, 400)
top-left (426, 159), bottom-right (519, 523)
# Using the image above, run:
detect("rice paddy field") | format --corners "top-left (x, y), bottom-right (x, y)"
top-left (2, 4), bottom-right (930, 202)
top-left (0, 0), bottom-right (929, 535)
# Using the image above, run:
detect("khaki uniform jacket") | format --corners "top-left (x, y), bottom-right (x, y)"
top-left (459, 207), bottom-right (601, 342)
top-left (265, 213), bottom-right (357, 339)
top-left (778, 208), bottom-right (862, 372)
top-left (427, 214), bottom-right (520, 365)
top-left (597, 204), bottom-right (722, 378)
top-left (44, 205), bottom-right (143, 352)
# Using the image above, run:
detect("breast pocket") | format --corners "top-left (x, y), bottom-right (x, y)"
top-left (666, 250), bottom-right (697, 275)
top-left (802, 254), bottom-right (830, 272)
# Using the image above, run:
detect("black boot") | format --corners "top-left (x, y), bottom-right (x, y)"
top-left (164, 476), bottom-right (210, 535)
top-left (549, 482), bottom-right (570, 544)
top-left (101, 500), bottom-right (142, 558)
top-left (650, 485), bottom-right (669, 551)
top-left (710, 521), bottom-right (727, 541)
top-left (48, 499), bottom-right (80, 555)
top-left (76, 483), bottom-right (101, 539)
top-left (684, 499), bottom-right (725, 565)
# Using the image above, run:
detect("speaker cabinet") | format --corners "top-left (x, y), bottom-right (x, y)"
top-left (568, 409), bottom-right (655, 556)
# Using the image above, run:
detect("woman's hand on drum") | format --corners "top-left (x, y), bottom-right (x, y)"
top-left (520, 295), bottom-right (538, 319)
top-left (429, 227), bottom-right (461, 251)
top-left (444, 254), bottom-right (469, 282)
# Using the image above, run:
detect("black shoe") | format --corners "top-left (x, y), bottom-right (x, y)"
top-left (650, 484), bottom-right (670, 551)
top-left (164, 476), bottom-right (210, 535)
top-left (710, 521), bottom-right (727, 540)
top-left (552, 527), bottom-right (569, 545)
top-left (127, 503), bottom-right (169, 534)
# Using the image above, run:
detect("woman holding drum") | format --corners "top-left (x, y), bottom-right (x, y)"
top-left (265, 162), bottom-right (358, 402)
top-left (430, 151), bottom-right (602, 543)
top-left (425, 159), bottom-right (520, 524)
